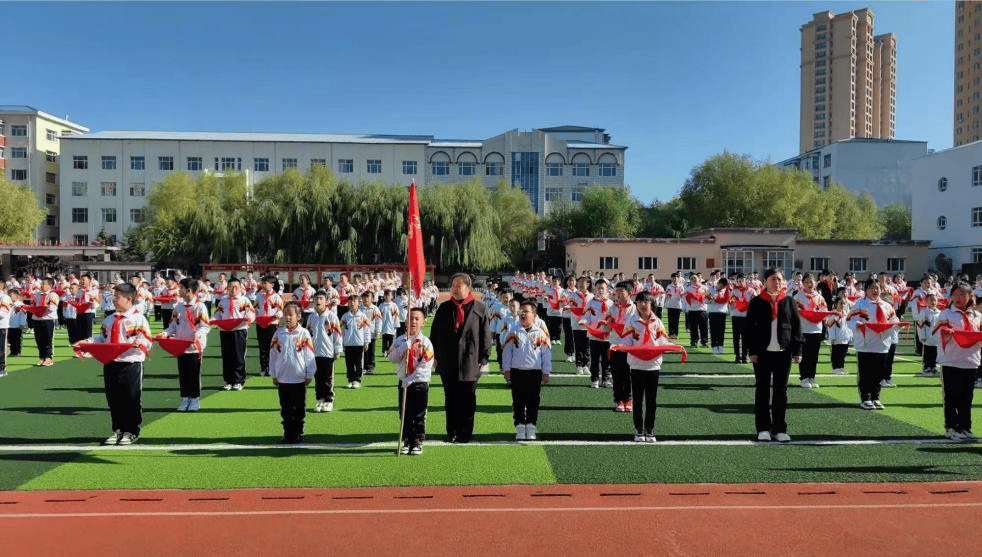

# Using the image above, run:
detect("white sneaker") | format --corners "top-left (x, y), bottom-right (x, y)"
top-left (872, 400), bottom-right (885, 409)
top-left (880, 379), bottom-right (896, 388)
top-left (809, 378), bottom-right (819, 388)
top-left (774, 432), bottom-right (791, 443)
top-left (644, 432), bottom-right (656, 443)
top-left (975, 378), bottom-right (982, 389)
top-left (223, 384), bottom-right (233, 391)
top-left (800, 379), bottom-right (811, 388)
top-left (634, 430), bottom-right (646, 442)
top-left (757, 431), bottom-right (771, 442)
top-left (187, 398), bottom-right (200, 412)
top-left (104, 431), bottom-right (121, 445)
top-left (860, 401), bottom-right (876, 410)
top-left (515, 424), bottom-right (527, 441)
top-left (946, 428), bottom-right (966, 441)
top-left (313, 401), bottom-right (324, 413)
top-left (962, 430), bottom-right (978, 441)
top-left (833, 368), bottom-right (847, 375)
top-left (566, 355), bottom-right (574, 363)
top-left (233, 383), bottom-right (244, 391)
top-left (177, 397), bottom-right (190, 412)
top-left (117, 432), bottom-right (138, 446)
top-left (590, 380), bottom-right (599, 388)
top-left (352, 381), bottom-right (362, 389)
top-left (526, 424), bottom-right (537, 440)
top-left (400, 444), bottom-right (411, 454)
top-left (347, 382), bottom-right (354, 389)
top-left (915, 370), bottom-right (935, 377)
top-left (324, 401), bottom-right (333, 412)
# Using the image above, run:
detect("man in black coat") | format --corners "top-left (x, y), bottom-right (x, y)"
top-left (431, 273), bottom-right (492, 443)
top-left (746, 268), bottom-right (803, 443)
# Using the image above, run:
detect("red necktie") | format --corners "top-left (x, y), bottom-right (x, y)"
top-left (111, 314), bottom-right (124, 343)
top-left (641, 319), bottom-right (655, 345)
top-left (875, 302), bottom-right (886, 323)
top-left (263, 295), bottom-right (270, 315)
top-left (185, 305), bottom-right (195, 327)
top-left (407, 339), bottom-right (418, 377)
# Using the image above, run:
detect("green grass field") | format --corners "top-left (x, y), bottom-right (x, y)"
top-left (2, 313), bottom-right (981, 491)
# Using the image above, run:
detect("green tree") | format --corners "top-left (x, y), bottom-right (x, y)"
top-left (0, 175), bottom-right (46, 242)
top-left (419, 179), bottom-right (506, 271)
top-left (878, 202), bottom-right (912, 240)
top-left (571, 185), bottom-right (642, 237)
top-left (491, 180), bottom-right (539, 268)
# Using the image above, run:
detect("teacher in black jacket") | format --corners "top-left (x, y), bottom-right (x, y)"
top-left (431, 272), bottom-right (492, 443)
top-left (745, 268), bottom-right (803, 443)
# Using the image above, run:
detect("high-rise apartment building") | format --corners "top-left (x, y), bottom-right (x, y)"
top-left (0, 106), bottom-right (88, 243)
top-left (800, 9), bottom-right (896, 154)
top-left (954, 1), bottom-right (982, 146)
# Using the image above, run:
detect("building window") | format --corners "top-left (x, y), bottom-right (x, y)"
top-left (402, 160), bottom-right (417, 175)
top-left (102, 208), bottom-right (117, 223)
top-left (599, 256), bottom-right (619, 270)
top-left (45, 129), bottom-right (57, 141)
top-left (187, 157), bottom-right (203, 171)
top-left (45, 172), bottom-right (56, 184)
top-left (546, 162), bottom-right (563, 177)
top-left (216, 157), bottom-right (240, 171)
top-left (45, 213), bottom-right (56, 226)
top-left (571, 187), bottom-right (584, 202)
top-left (886, 258), bottom-right (905, 272)
top-left (974, 165), bottom-right (982, 187)
top-left (486, 162), bottom-right (503, 176)
top-left (938, 177), bottom-right (948, 192)
top-left (254, 158), bottom-right (270, 172)
top-left (638, 257), bottom-right (658, 270)
top-left (431, 161), bottom-right (449, 175)
top-left (73, 234), bottom-right (88, 246)
top-left (938, 216), bottom-right (947, 230)
top-left (72, 208), bottom-right (88, 223)
top-left (310, 159), bottom-right (326, 167)
top-left (823, 154), bottom-right (831, 168)
top-left (101, 182), bottom-right (117, 196)
top-left (282, 158), bottom-right (298, 170)
top-left (101, 156), bottom-right (116, 170)
top-left (367, 159), bottom-right (382, 174)
top-left (159, 156), bottom-right (174, 171)
top-left (599, 162), bottom-right (617, 177)
top-left (10, 169), bottom-right (27, 181)
top-left (72, 182), bottom-right (87, 196)
top-left (823, 176), bottom-right (830, 187)
top-left (973, 248), bottom-right (982, 263)
top-left (765, 251), bottom-right (793, 271)
top-left (459, 161), bottom-right (475, 176)
top-left (130, 209), bottom-right (145, 223)
top-left (45, 151), bottom-right (57, 163)
top-left (849, 257), bottom-right (868, 273)
top-left (131, 156), bottom-right (145, 170)
top-left (973, 207), bottom-right (982, 227)
top-left (130, 183), bottom-right (145, 196)
top-left (331, 159), bottom-right (350, 174)
top-left (810, 257), bottom-right (830, 271)
top-left (10, 125), bottom-right (27, 137)
top-left (544, 187), bottom-right (561, 202)
top-left (724, 250), bottom-right (753, 276)
top-left (45, 193), bottom-right (56, 205)
top-left (678, 257), bottom-right (696, 271)
top-left (573, 162), bottom-right (589, 177)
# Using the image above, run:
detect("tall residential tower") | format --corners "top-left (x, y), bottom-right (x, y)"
top-left (955, 1), bottom-right (982, 146)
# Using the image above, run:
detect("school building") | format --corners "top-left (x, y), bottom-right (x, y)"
top-left (565, 228), bottom-right (930, 279)
top-left (57, 125), bottom-right (627, 245)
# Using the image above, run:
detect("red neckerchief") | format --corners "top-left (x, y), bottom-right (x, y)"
top-left (185, 303), bottom-right (196, 327)
top-left (955, 308), bottom-right (976, 331)
top-left (875, 300), bottom-right (886, 323)
top-left (263, 293), bottom-right (271, 315)
top-left (713, 287), bottom-right (730, 304)
top-left (614, 302), bottom-right (631, 323)
top-left (759, 290), bottom-right (786, 321)
top-left (407, 338), bottom-right (419, 378)
top-left (111, 312), bottom-right (124, 343)
top-left (452, 294), bottom-right (474, 329)
top-left (597, 297), bottom-right (610, 315)
top-left (640, 317), bottom-right (657, 345)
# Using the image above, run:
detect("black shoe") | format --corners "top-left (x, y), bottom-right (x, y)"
top-left (446, 434), bottom-right (457, 443)
top-left (456, 435), bottom-right (472, 444)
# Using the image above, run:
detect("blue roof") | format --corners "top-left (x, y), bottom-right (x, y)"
top-left (65, 131), bottom-right (435, 144)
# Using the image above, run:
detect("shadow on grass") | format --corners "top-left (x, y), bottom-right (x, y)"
top-left (768, 464), bottom-right (961, 476)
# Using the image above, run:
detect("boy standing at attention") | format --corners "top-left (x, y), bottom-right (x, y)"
top-left (159, 278), bottom-right (211, 412)
top-left (308, 290), bottom-right (343, 412)
top-left (502, 300), bottom-right (552, 440)
top-left (340, 295), bottom-right (371, 388)
top-left (214, 277), bottom-right (256, 391)
top-left (269, 302), bottom-right (316, 444)
top-left (361, 291), bottom-right (382, 375)
top-left (389, 307), bottom-right (434, 455)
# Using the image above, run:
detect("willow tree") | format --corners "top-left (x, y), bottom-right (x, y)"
top-left (0, 175), bottom-right (45, 242)
top-left (419, 179), bottom-right (506, 271)
top-left (251, 166), bottom-right (341, 263)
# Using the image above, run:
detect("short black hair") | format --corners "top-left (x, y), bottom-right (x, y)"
top-left (114, 282), bottom-right (137, 299)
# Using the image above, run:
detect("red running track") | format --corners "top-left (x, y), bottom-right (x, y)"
top-left (2, 481), bottom-right (980, 556)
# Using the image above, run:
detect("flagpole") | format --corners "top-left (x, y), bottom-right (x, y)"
top-left (398, 180), bottom-right (422, 456)
top-left (397, 271), bottom-right (413, 456)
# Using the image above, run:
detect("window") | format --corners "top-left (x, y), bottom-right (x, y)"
top-left (938, 216), bottom-right (947, 230)
top-left (599, 257), bottom-right (619, 270)
top-left (158, 156), bottom-right (174, 171)
top-left (102, 208), bottom-right (117, 223)
top-left (367, 159), bottom-right (382, 174)
top-left (101, 156), bottom-right (116, 170)
top-left (71, 208), bottom-right (88, 223)
top-left (254, 158), bottom-right (270, 172)
top-left (45, 172), bottom-right (56, 184)
top-left (310, 159), bottom-right (326, 167)
top-left (765, 251), bottom-right (793, 271)
top-left (431, 161), bottom-right (449, 175)
top-left (45, 193), bottom-right (56, 205)
top-left (131, 156), bottom-right (145, 170)
top-left (73, 234), bottom-right (88, 246)
top-left (571, 187), bottom-right (584, 202)
top-left (187, 157), bottom-right (203, 171)
top-left (486, 162), bottom-right (503, 176)
top-left (338, 159), bottom-right (353, 174)
top-left (678, 257), bottom-right (696, 271)
top-left (638, 257), bottom-right (658, 270)
top-left (282, 158), bottom-right (298, 170)
top-left (599, 162), bottom-right (616, 177)
top-left (544, 187), bottom-right (561, 202)
top-left (938, 177), bottom-right (948, 191)
top-left (973, 248), bottom-right (982, 263)
top-left (45, 213), bottom-right (56, 226)
top-left (573, 162), bottom-right (589, 177)
top-left (72, 182), bottom-right (87, 196)
top-left (45, 129), bottom-right (57, 141)
top-left (9, 147), bottom-right (27, 159)
top-left (10, 125), bottom-right (26, 137)
top-left (10, 169), bottom-right (26, 181)
top-left (823, 176), bottom-right (830, 187)
top-left (823, 154), bottom-right (831, 168)
top-left (973, 207), bottom-right (982, 227)
top-left (130, 209), bottom-right (145, 223)
top-left (724, 250), bottom-right (753, 276)
top-left (546, 162), bottom-right (562, 176)
top-left (974, 165), bottom-right (982, 187)
top-left (886, 258), bottom-right (905, 272)
top-left (402, 160), bottom-right (417, 175)
top-left (130, 183), bottom-right (145, 196)
top-left (810, 257), bottom-right (830, 271)
top-left (216, 157), bottom-right (240, 171)
top-left (100, 182), bottom-right (117, 196)
top-left (849, 257), bottom-right (868, 273)
top-left (45, 151), bottom-right (57, 163)
top-left (459, 161), bottom-right (475, 176)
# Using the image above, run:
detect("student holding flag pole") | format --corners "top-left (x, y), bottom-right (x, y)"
top-left (389, 307), bottom-right (434, 455)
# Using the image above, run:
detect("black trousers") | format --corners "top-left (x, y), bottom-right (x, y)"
top-left (34, 319), bottom-right (54, 359)
top-left (667, 308), bottom-right (681, 337)
top-left (0, 329), bottom-right (6, 372)
top-left (314, 356), bottom-right (336, 402)
top-left (915, 334), bottom-right (923, 356)
top-left (160, 308), bottom-right (173, 327)
top-left (382, 333), bottom-right (394, 353)
top-left (630, 369), bottom-right (660, 433)
top-left (831, 343), bottom-right (849, 370)
top-left (177, 353), bottom-right (202, 398)
top-left (495, 339), bottom-right (503, 369)
top-left (922, 345), bottom-right (938, 370)
top-left (547, 316), bottom-right (562, 342)
top-left (709, 312), bottom-right (727, 348)
top-left (277, 382), bottom-right (306, 441)
top-left (941, 366), bottom-right (976, 431)
top-left (77, 312), bottom-right (95, 342)
top-left (573, 330), bottom-right (590, 367)
top-left (799, 333), bottom-right (823, 380)
top-left (65, 318), bottom-right (78, 345)
top-left (609, 351), bottom-right (632, 403)
top-left (441, 375), bottom-right (478, 442)
top-left (8, 327), bottom-right (21, 356)
top-left (562, 318), bottom-right (574, 356)
top-left (364, 336), bottom-right (377, 371)
top-left (104, 361), bottom-right (143, 436)
top-left (256, 323), bottom-right (276, 374)
top-left (688, 310), bottom-right (708, 345)
top-left (153, 304), bottom-right (162, 322)
top-left (399, 381), bottom-right (429, 443)
top-left (589, 340), bottom-right (611, 382)
top-left (220, 329), bottom-right (248, 385)
top-left (344, 345), bottom-right (364, 382)
top-left (731, 316), bottom-right (748, 360)
top-left (884, 343), bottom-right (897, 380)
top-left (753, 350), bottom-right (792, 434)
top-left (509, 368), bottom-right (543, 425)
top-left (857, 352), bottom-right (887, 402)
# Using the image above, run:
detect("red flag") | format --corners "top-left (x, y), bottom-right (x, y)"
top-left (407, 180), bottom-right (425, 299)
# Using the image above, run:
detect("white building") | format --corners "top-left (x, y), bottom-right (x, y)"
top-left (911, 141), bottom-right (982, 275)
top-left (777, 137), bottom-right (928, 207)
top-left (59, 125), bottom-right (626, 245)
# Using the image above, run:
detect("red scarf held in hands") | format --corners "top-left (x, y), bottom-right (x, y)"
top-left (451, 293), bottom-right (474, 330)
top-left (759, 290), bottom-right (786, 321)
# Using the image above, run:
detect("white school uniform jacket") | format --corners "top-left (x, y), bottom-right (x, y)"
top-left (81, 287), bottom-right (100, 315)
top-left (363, 303), bottom-right (383, 336)
top-left (62, 290), bottom-right (79, 320)
top-left (214, 294), bottom-right (255, 331)
top-left (583, 297), bottom-right (612, 341)
top-left (389, 333), bottom-right (435, 384)
top-left (825, 313), bottom-right (853, 345)
top-left (683, 285), bottom-right (709, 312)
top-left (664, 283), bottom-right (684, 310)
top-left (568, 290), bottom-right (593, 331)
top-left (934, 307), bottom-right (982, 370)
top-left (0, 293), bottom-right (11, 329)
top-left (621, 314), bottom-right (670, 371)
top-left (708, 286), bottom-right (730, 314)
top-left (255, 290), bottom-right (284, 327)
top-left (378, 301), bottom-right (399, 335)
top-left (294, 285), bottom-right (316, 313)
top-left (847, 297), bottom-right (899, 354)
top-left (501, 323), bottom-right (552, 374)
top-left (729, 286), bottom-right (754, 317)
top-left (340, 309), bottom-right (372, 347)
top-left (92, 307), bottom-right (153, 363)
top-left (917, 307), bottom-right (941, 347)
top-left (34, 290), bottom-right (59, 321)
top-left (9, 299), bottom-right (25, 328)
top-left (647, 282), bottom-right (666, 307)
top-left (605, 301), bottom-right (637, 346)
top-left (269, 325), bottom-right (317, 384)
top-left (101, 292), bottom-right (117, 313)
top-left (308, 309), bottom-right (344, 359)
top-left (165, 300), bottom-right (211, 354)
top-left (793, 290), bottom-right (827, 335)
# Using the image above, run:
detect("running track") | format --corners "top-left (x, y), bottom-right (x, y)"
top-left (3, 482), bottom-right (980, 556)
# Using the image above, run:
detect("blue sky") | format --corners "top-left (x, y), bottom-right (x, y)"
top-left (6, 1), bottom-right (954, 204)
